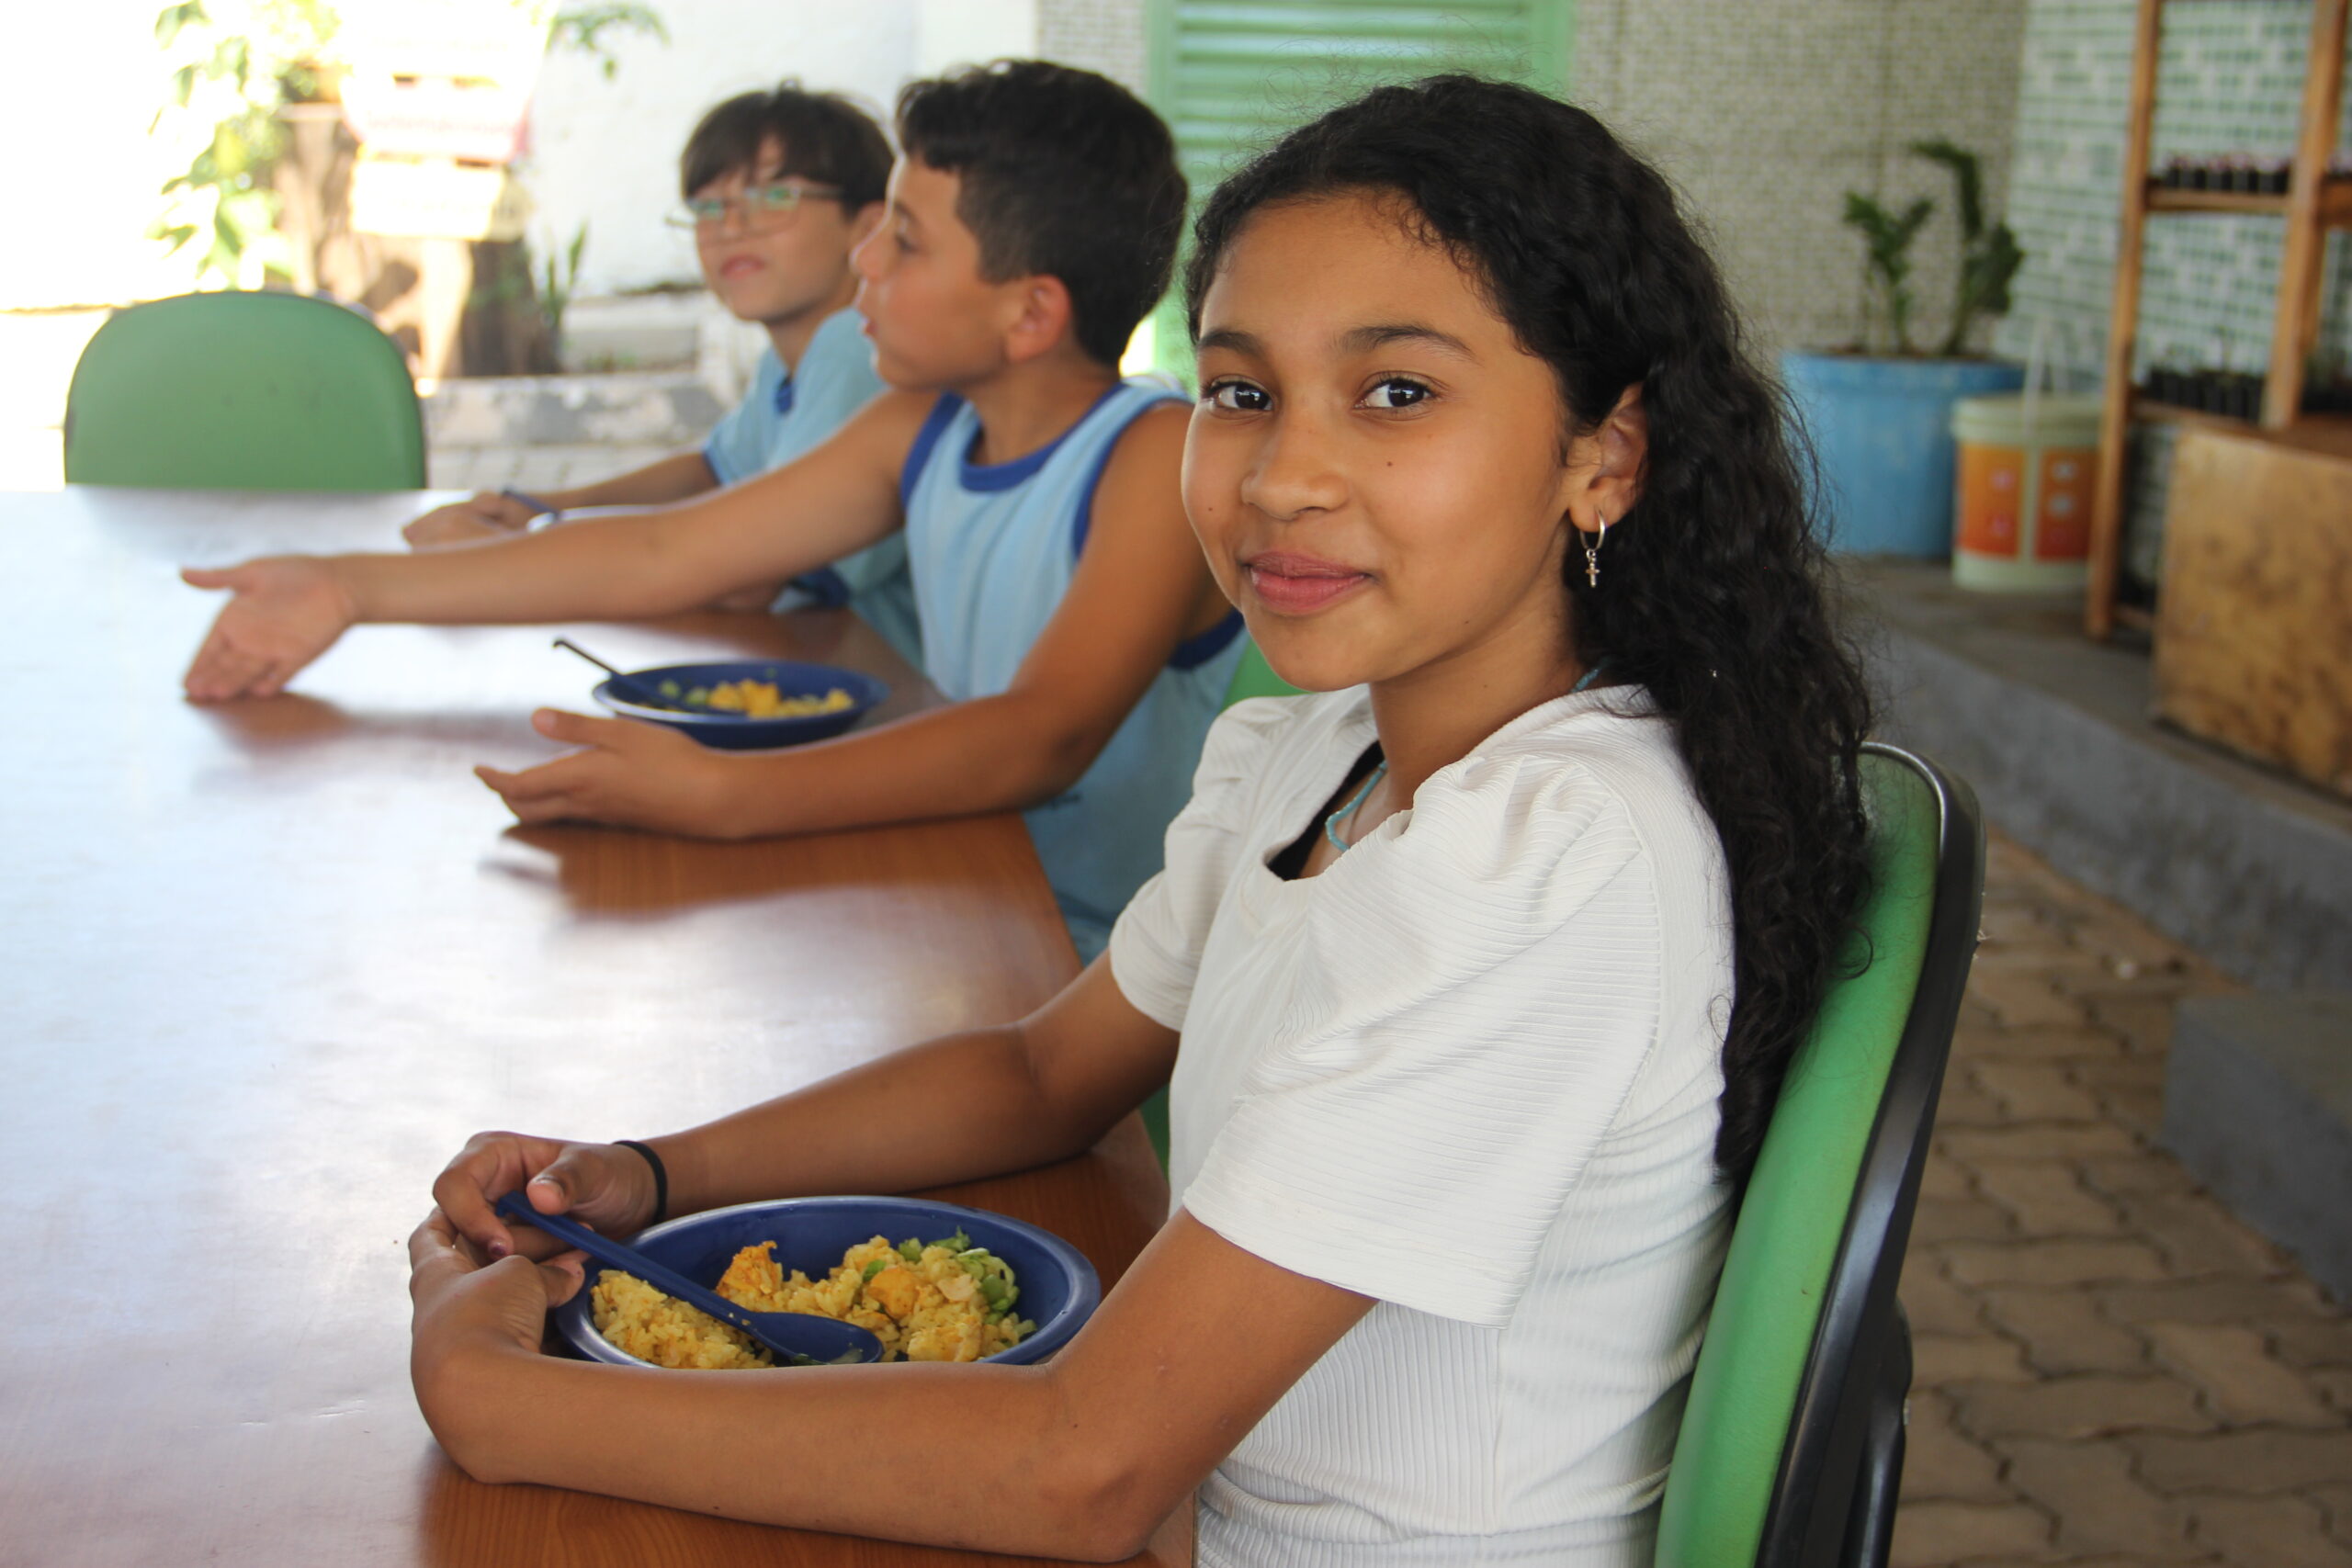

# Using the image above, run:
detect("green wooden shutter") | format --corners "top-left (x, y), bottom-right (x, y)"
top-left (1143, 0), bottom-right (1576, 376)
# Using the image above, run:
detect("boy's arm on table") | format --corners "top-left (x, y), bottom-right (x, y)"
top-left (181, 391), bottom-right (933, 702)
top-left (401, 452), bottom-right (723, 548)
top-left (414, 962), bottom-right (1372, 1561)
top-left (480, 404), bottom-right (1229, 838)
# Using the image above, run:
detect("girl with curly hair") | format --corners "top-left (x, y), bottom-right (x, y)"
top-left (410, 74), bottom-right (1874, 1567)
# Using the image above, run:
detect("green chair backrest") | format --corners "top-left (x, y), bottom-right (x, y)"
top-left (1653, 747), bottom-right (1956, 1567)
top-left (64, 290), bottom-right (425, 491)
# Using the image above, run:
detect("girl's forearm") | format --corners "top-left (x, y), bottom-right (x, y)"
top-left (653, 1021), bottom-right (1114, 1215)
top-left (431, 1343), bottom-right (1143, 1559)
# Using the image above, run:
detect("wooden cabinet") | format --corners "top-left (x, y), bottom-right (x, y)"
top-left (2154, 425), bottom-right (2352, 798)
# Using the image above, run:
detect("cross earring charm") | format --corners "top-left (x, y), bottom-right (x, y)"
top-left (1584, 514), bottom-right (1610, 588)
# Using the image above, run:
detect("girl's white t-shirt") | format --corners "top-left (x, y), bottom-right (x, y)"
top-left (1107, 686), bottom-right (1737, 1568)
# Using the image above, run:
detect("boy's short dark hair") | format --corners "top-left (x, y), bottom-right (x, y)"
top-left (680, 83), bottom-right (893, 208)
top-left (896, 61), bottom-right (1185, 367)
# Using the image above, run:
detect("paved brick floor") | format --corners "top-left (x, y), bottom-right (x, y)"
top-left (1892, 831), bottom-right (2352, 1566)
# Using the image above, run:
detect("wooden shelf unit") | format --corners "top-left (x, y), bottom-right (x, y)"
top-left (2086, 0), bottom-right (2351, 639)
top-left (2142, 177), bottom-right (2352, 223)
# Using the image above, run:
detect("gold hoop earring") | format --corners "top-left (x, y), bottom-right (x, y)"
top-left (1584, 514), bottom-right (1609, 589)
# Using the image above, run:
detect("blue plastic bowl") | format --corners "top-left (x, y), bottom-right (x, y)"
top-left (554, 1196), bottom-right (1102, 1369)
top-left (593, 660), bottom-right (888, 750)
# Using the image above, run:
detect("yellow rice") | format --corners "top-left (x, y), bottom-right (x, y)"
top-left (589, 1234), bottom-right (1035, 1371)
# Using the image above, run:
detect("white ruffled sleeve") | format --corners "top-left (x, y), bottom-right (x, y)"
top-left (1182, 752), bottom-right (1671, 1326)
top-left (1106, 697), bottom-right (1296, 1031)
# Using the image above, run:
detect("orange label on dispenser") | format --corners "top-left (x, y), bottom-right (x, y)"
top-left (2034, 448), bottom-right (2095, 561)
top-left (1959, 445), bottom-right (2024, 558)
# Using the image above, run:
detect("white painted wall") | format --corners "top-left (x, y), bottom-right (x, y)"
top-left (523, 0), bottom-right (1053, 297)
top-left (0, 4), bottom-right (223, 310)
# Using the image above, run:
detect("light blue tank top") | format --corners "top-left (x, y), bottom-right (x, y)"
top-left (704, 308), bottom-right (922, 664)
top-left (900, 378), bottom-right (1245, 960)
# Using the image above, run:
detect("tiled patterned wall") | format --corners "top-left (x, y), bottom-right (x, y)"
top-left (1993, 0), bottom-right (2352, 587)
top-left (1040, 0), bottom-right (1148, 90)
top-left (1041, 1), bottom-right (2030, 362)
top-left (1573, 0), bottom-right (2030, 359)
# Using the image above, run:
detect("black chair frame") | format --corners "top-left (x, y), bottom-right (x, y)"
top-left (1757, 742), bottom-right (1986, 1568)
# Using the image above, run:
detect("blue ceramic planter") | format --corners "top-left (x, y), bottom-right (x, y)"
top-left (1781, 352), bottom-right (2025, 557)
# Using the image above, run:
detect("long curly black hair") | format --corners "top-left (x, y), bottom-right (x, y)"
top-left (1184, 75), bottom-right (1875, 1184)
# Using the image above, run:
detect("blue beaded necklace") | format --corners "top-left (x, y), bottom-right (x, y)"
top-left (1324, 662), bottom-right (1608, 853)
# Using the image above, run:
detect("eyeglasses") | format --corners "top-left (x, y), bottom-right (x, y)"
top-left (666, 182), bottom-right (845, 237)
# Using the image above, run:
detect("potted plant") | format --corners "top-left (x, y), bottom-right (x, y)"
top-left (1781, 139), bottom-right (2027, 556)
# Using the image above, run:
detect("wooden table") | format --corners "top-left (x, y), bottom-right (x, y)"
top-left (0, 489), bottom-right (1186, 1567)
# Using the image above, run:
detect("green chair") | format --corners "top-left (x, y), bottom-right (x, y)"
top-left (64, 290), bottom-right (425, 491)
top-left (1657, 742), bottom-right (1984, 1568)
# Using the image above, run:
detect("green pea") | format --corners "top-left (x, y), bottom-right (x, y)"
top-left (862, 1258), bottom-right (888, 1280)
top-left (898, 1238), bottom-right (923, 1263)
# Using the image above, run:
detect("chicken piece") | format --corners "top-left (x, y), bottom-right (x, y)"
top-left (865, 1266), bottom-right (923, 1321)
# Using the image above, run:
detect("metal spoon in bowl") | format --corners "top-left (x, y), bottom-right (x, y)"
top-left (549, 637), bottom-right (679, 711)
top-left (494, 1191), bottom-right (884, 1366)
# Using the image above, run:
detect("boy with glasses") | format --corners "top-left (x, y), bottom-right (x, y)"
top-left (402, 85), bottom-right (919, 658)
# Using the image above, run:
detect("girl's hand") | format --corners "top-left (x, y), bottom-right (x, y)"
top-left (408, 1207), bottom-right (583, 1467)
top-left (403, 492), bottom-right (536, 550)
top-left (179, 556), bottom-right (358, 701)
top-left (431, 1130), bottom-right (662, 1260)
top-left (475, 709), bottom-right (744, 836)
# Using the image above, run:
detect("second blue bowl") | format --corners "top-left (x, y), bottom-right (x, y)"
top-left (593, 660), bottom-right (888, 750)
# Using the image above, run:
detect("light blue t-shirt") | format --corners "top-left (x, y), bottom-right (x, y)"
top-left (704, 307), bottom-right (922, 664)
top-left (900, 378), bottom-right (1245, 961)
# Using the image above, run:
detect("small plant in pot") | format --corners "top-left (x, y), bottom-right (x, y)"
top-left (1783, 139), bottom-right (2030, 556)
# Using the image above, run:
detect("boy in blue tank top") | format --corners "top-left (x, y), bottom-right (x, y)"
top-left (183, 61), bottom-right (1241, 962)
top-left (401, 84), bottom-right (921, 661)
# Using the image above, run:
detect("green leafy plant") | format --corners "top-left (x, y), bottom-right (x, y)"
top-left (1842, 139), bottom-right (2025, 356)
top-left (1842, 189), bottom-right (1934, 356)
top-left (149, 0), bottom-right (665, 289)
top-left (149, 0), bottom-right (337, 288)
top-left (548, 3), bottom-right (670, 78)
top-left (539, 221), bottom-right (591, 347)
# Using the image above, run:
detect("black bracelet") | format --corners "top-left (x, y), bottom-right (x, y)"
top-left (613, 1139), bottom-right (669, 1224)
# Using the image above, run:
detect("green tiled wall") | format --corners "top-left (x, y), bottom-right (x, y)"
top-left (1994, 0), bottom-right (2352, 588)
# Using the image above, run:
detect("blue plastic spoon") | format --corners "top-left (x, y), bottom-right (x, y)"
top-left (550, 637), bottom-right (679, 711)
top-left (495, 1191), bottom-right (884, 1366)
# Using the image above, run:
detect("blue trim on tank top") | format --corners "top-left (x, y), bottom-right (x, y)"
top-left (958, 382), bottom-right (1127, 492)
top-left (1168, 610), bottom-right (1244, 670)
top-left (1068, 389), bottom-right (1183, 557)
top-left (787, 565), bottom-right (853, 608)
top-left (1057, 388), bottom-right (1238, 671)
top-left (898, 394), bottom-right (965, 510)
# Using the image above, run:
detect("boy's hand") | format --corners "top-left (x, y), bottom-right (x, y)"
top-left (431, 1130), bottom-right (662, 1260)
top-left (180, 557), bottom-right (359, 701)
top-left (403, 491), bottom-right (537, 549)
top-left (476, 709), bottom-right (743, 836)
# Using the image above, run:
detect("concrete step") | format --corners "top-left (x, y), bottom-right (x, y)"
top-left (2163, 992), bottom-right (2352, 1300)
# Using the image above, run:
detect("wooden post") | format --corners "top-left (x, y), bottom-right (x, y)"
top-left (2263, 0), bottom-right (2349, 429)
top-left (2086, 0), bottom-right (2165, 640)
